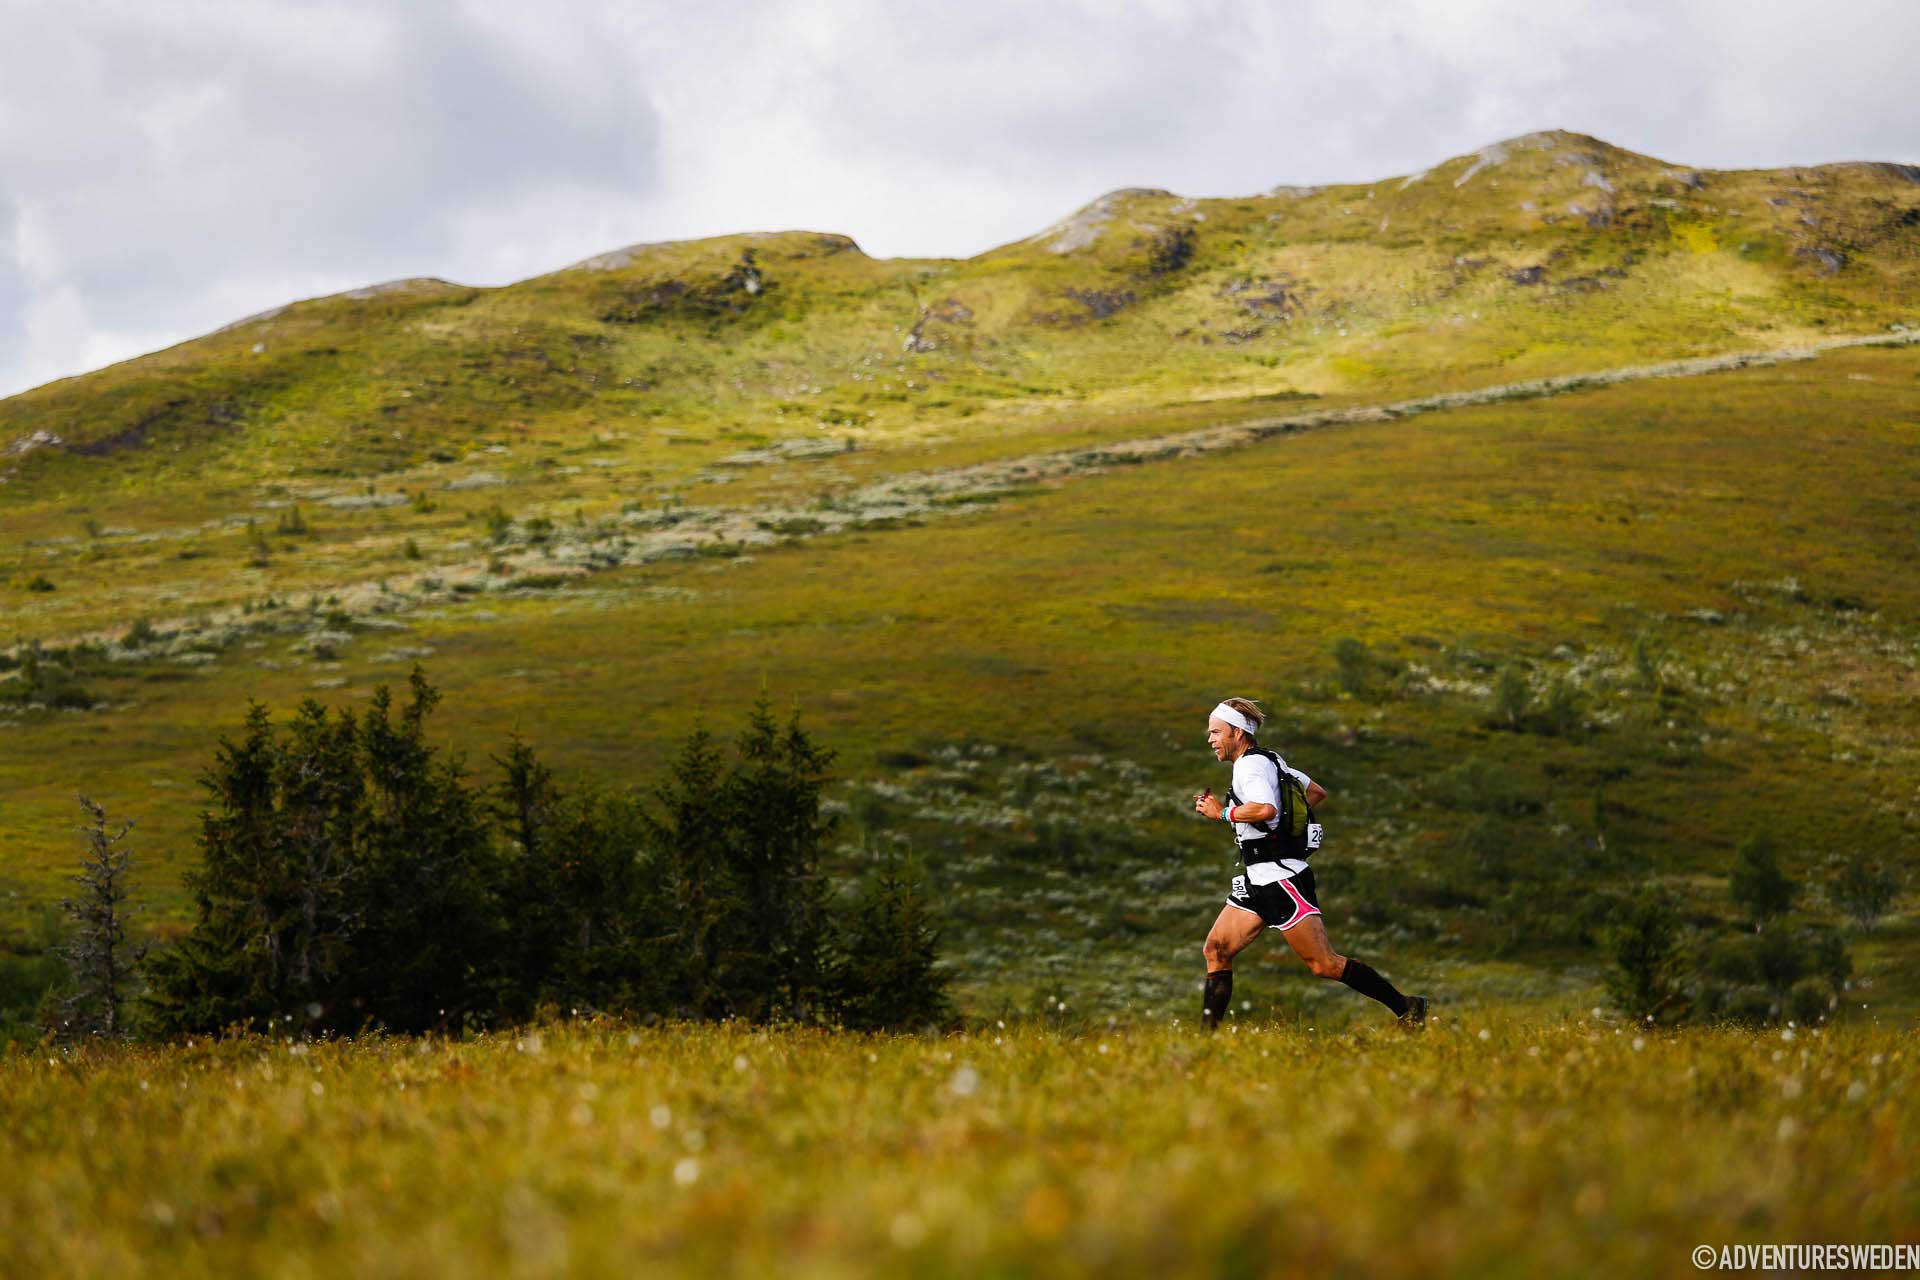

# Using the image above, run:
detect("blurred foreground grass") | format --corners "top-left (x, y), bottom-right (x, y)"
top-left (4, 1015), bottom-right (1914, 1278)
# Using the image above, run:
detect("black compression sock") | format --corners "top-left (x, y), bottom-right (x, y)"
top-left (1339, 957), bottom-right (1410, 1017)
top-left (1202, 970), bottom-right (1233, 1031)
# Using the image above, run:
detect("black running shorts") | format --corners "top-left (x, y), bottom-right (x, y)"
top-left (1226, 864), bottom-right (1321, 931)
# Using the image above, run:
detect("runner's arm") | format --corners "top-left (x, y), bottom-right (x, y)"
top-left (1203, 755), bottom-right (1283, 824)
top-left (1193, 792), bottom-right (1276, 823)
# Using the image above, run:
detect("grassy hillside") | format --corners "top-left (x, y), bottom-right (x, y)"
top-left (2, 337), bottom-right (1915, 1022)
top-left (4, 1017), bottom-right (1916, 1278)
top-left (1, 131), bottom-right (1917, 1024)
top-left (3, 130), bottom-right (1917, 654)
top-left (7, 133), bottom-right (1918, 476)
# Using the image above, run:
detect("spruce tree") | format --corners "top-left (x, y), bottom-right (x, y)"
top-left (51, 797), bottom-right (146, 1040)
top-left (335, 669), bottom-right (501, 1031)
top-left (1832, 850), bottom-right (1900, 930)
top-left (492, 739), bottom-right (663, 1016)
top-left (831, 851), bottom-right (950, 1031)
top-left (723, 699), bottom-right (837, 1019)
top-left (644, 727), bottom-right (742, 1017)
top-left (147, 699), bottom-right (362, 1033)
top-left (1602, 889), bottom-right (1682, 1023)
top-left (1729, 832), bottom-right (1795, 931)
top-left (491, 738), bottom-right (569, 1014)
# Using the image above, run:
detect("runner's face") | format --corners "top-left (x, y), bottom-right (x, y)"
top-left (1206, 718), bottom-right (1244, 761)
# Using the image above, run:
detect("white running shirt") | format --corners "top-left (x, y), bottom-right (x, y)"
top-left (1228, 750), bottom-right (1314, 846)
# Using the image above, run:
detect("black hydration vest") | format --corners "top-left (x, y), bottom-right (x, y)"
top-left (1228, 747), bottom-right (1314, 862)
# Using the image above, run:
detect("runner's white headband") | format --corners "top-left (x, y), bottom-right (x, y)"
top-left (1210, 703), bottom-right (1256, 736)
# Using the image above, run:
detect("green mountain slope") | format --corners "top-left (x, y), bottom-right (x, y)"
top-left (4, 131), bottom-right (1917, 653)
top-left (6, 129), bottom-right (1917, 479)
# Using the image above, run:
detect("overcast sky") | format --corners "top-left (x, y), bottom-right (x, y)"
top-left (3, 0), bottom-right (1915, 400)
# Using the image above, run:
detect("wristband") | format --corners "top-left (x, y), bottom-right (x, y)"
top-left (1222, 804), bottom-right (1236, 824)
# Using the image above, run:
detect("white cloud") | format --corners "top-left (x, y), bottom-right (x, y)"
top-left (0, 0), bottom-right (658, 395)
top-left (1, 0), bottom-right (1915, 398)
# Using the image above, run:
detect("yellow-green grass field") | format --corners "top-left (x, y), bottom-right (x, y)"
top-left (3, 1016), bottom-right (1915, 1278)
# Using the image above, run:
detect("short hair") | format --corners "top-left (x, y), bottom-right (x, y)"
top-left (1220, 696), bottom-right (1264, 737)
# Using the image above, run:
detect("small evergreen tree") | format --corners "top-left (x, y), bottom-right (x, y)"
top-left (146, 699), bottom-right (362, 1033)
top-left (246, 518), bottom-right (272, 565)
top-left (1729, 833), bottom-right (1795, 931)
top-left (492, 739), bottom-right (663, 1017)
top-left (721, 699), bottom-right (837, 1019)
top-left (492, 737), bottom-right (567, 1010)
top-left (1491, 665), bottom-right (1531, 729)
top-left (643, 727), bottom-right (745, 1018)
top-left (1602, 888), bottom-right (1683, 1022)
top-left (831, 851), bottom-right (950, 1031)
top-left (1538, 677), bottom-right (1582, 737)
top-left (1799, 923), bottom-right (1853, 991)
top-left (1832, 849), bottom-right (1900, 930)
top-left (0, 907), bottom-right (66, 1047)
top-left (333, 670), bottom-right (502, 1031)
top-left (51, 797), bottom-right (147, 1040)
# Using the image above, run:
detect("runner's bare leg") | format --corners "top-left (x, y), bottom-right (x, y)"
top-left (1283, 913), bottom-right (1415, 1017)
top-left (1278, 914), bottom-right (1347, 979)
top-left (1200, 904), bottom-right (1263, 1028)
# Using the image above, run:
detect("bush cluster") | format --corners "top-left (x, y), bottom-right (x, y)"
top-left (1606, 833), bottom-right (1857, 1027)
top-left (0, 645), bottom-right (97, 710)
top-left (145, 670), bottom-right (948, 1036)
top-left (0, 909), bottom-right (65, 1046)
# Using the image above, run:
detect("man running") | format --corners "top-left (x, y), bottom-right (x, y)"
top-left (1191, 697), bottom-right (1426, 1030)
